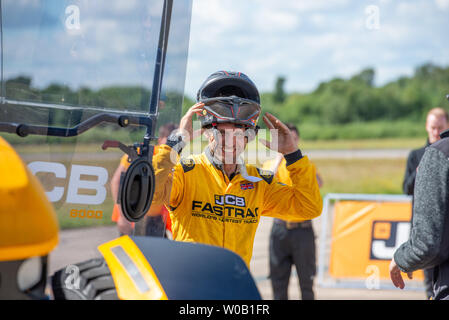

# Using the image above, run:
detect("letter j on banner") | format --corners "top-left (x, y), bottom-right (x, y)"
top-left (329, 201), bottom-right (423, 281)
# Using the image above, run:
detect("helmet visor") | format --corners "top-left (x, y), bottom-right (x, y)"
top-left (200, 96), bottom-right (261, 127)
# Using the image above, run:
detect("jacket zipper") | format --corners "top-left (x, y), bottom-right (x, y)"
top-left (220, 168), bottom-right (238, 248)
top-left (220, 169), bottom-right (228, 247)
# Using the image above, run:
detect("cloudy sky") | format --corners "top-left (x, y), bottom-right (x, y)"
top-left (183, 0), bottom-right (449, 98)
top-left (4, 0), bottom-right (449, 106)
top-left (3, 0), bottom-right (191, 111)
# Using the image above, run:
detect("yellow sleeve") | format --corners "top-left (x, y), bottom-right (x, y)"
top-left (120, 154), bottom-right (131, 169)
top-left (262, 159), bottom-right (273, 171)
top-left (151, 145), bottom-right (184, 210)
top-left (261, 156), bottom-right (322, 221)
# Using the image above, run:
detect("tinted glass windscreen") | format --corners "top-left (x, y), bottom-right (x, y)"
top-left (0, 0), bottom-right (192, 236)
top-left (2, 0), bottom-right (163, 117)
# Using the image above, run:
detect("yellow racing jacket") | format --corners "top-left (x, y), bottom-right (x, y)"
top-left (263, 156), bottom-right (320, 223)
top-left (152, 145), bottom-right (322, 265)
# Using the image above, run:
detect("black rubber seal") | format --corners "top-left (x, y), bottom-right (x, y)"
top-left (119, 158), bottom-right (155, 222)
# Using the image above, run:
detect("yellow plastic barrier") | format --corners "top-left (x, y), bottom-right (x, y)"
top-left (329, 200), bottom-right (424, 281)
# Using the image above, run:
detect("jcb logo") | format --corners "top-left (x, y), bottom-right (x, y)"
top-left (214, 194), bottom-right (246, 207)
top-left (370, 220), bottom-right (410, 260)
top-left (28, 161), bottom-right (108, 205)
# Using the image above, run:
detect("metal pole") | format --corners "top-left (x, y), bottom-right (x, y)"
top-left (134, 0), bottom-right (173, 236)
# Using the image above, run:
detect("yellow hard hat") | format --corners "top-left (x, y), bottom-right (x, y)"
top-left (0, 137), bottom-right (59, 261)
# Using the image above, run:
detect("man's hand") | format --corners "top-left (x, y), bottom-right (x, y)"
top-left (117, 212), bottom-right (134, 235)
top-left (389, 259), bottom-right (413, 289)
top-left (260, 112), bottom-right (298, 155)
top-left (178, 102), bottom-right (205, 142)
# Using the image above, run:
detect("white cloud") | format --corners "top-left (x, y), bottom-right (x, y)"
top-left (396, 1), bottom-right (433, 16)
top-left (304, 33), bottom-right (350, 50)
top-left (376, 65), bottom-right (414, 85)
top-left (435, 0), bottom-right (449, 10)
top-left (376, 23), bottom-right (411, 42)
top-left (10, 0), bottom-right (447, 100)
top-left (183, 0), bottom-right (449, 96)
top-left (14, 0), bottom-right (39, 7)
top-left (110, 0), bottom-right (140, 13)
top-left (191, 0), bottom-right (240, 29)
top-left (253, 8), bottom-right (300, 32)
top-left (309, 14), bottom-right (326, 28)
top-left (283, 0), bottom-right (349, 12)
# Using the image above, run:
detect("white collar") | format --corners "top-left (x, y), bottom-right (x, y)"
top-left (204, 146), bottom-right (262, 182)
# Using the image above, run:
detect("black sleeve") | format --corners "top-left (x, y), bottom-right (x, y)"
top-left (394, 147), bottom-right (449, 272)
top-left (402, 152), bottom-right (417, 195)
top-left (284, 149), bottom-right (303, 166)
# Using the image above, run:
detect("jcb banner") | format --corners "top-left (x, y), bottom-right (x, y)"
top-left (329, 201), bottom-right (424, 280)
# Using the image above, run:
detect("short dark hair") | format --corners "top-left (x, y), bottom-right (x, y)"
top-left (285, 123), bottom-right (300, 137)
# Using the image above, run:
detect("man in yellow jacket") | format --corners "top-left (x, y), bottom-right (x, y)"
top-left (263, 123), bottom-right (322, 300)
top-left (151, 71), bottom-right (322, 266)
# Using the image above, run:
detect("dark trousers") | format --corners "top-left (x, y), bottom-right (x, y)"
top-left (424, 267), bottom-right (434, 299)
top-left (269, 221), bottom-right (316, 300)
top-left (145, 215), bottom-right (167, 237)
top-left (119, 215), bottom-right (167, 238)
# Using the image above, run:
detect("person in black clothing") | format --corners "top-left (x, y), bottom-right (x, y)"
top-left (402, 145), bottom-right (428, 196)
top-left (401, 107), bottom-right (449, 299)
top-left (265, 124), bottom-right (323, 300)
top-left (391, 128), bottom-right (449, 300)
top-left (403, 108), bottom-right (449, 195)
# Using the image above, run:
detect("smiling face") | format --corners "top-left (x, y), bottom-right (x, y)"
top-left (206, 123), bottom-right (248, 164)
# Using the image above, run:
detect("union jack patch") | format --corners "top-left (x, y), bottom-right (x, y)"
top-left (240, 182), bottom-right (254, 190)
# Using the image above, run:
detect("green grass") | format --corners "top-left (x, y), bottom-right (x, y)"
top-left (296, 120), bottom-right (427, 140)
top-left (299, 137), bottom-right (426, 150)
top-left (9, 137), bottom-right (426, 156)
top-left (314, 158), bottom-right (406, 195)
top-left (245, 137), bottom-right (425, 152)
top-left (1, 119), bottom-right (427, 146)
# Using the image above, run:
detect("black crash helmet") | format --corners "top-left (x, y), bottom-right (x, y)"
top-left (196, 71), bottom-right (261, 129)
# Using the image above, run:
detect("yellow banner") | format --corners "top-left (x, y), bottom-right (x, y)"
top-left (329, 201), bottom-right (424, 281)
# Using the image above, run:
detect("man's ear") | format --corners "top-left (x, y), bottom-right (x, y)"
top-left (204, 128), bottom-right (213, 139)
top-left (244, 128), bottom-right (257, 142)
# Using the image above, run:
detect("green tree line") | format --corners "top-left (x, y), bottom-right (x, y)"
top-left (3, 62), bottom-right (449, 143)
top-left (183, 63), bottom-right (449, 140)
top-left (265, 63), bottom-right (449, 125)
top-left (1, 76), bottom-right (184, 144)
